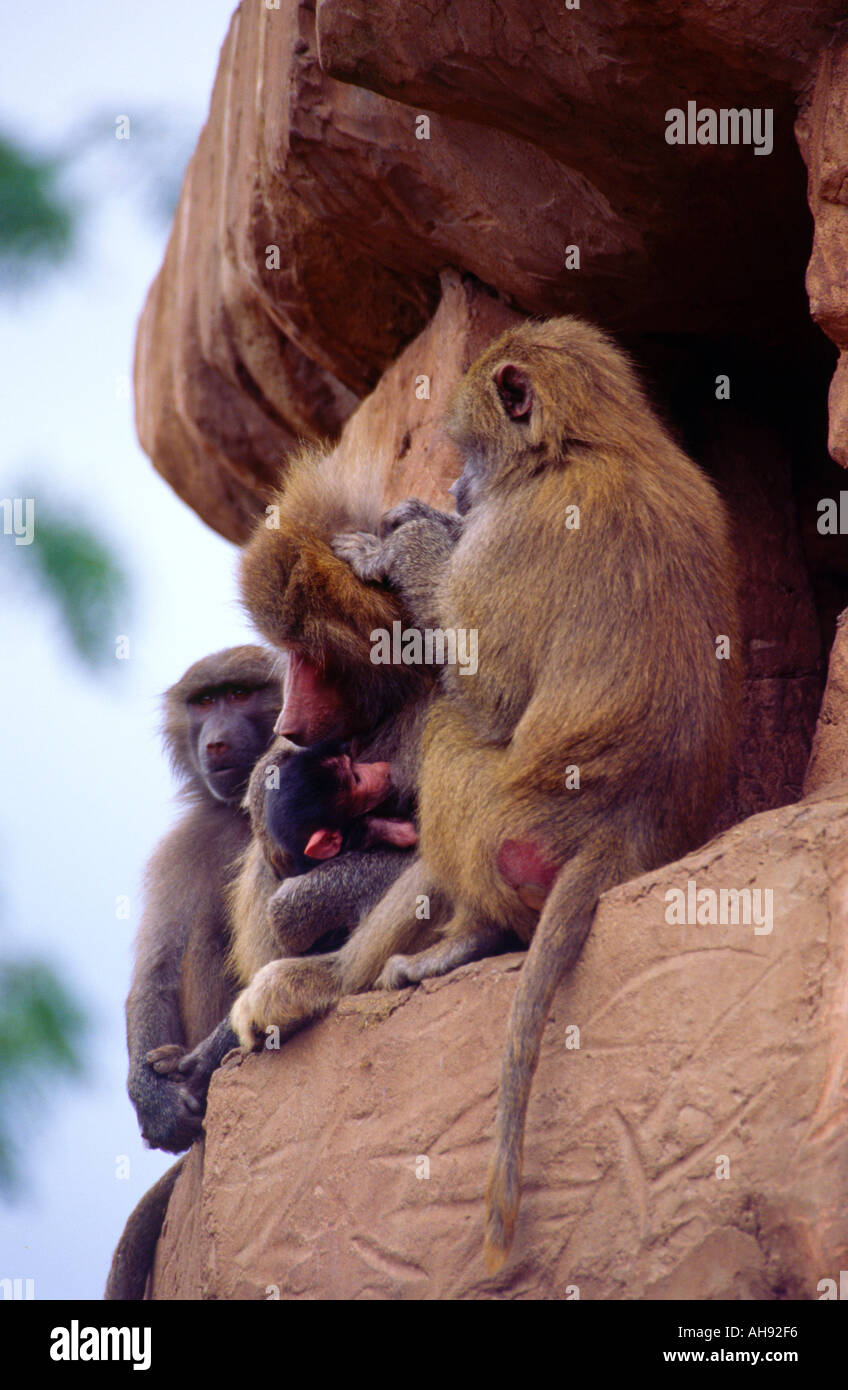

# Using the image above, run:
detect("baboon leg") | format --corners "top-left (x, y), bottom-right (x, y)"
top-left (229, 859), bottom-right (442, 1045)
top-left (377, 917), bottom-right (507, 990)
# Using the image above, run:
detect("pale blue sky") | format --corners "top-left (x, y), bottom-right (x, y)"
top-left (0, 0), bottom-right (258, 1298)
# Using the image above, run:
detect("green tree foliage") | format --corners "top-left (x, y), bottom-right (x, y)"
top-left (0, 129), bottom-right (134, 1191)
top-left (0, 134), bottom-right (75, 285)
top-left (0, 962), bottom-right (87, 1190)
top-left (27, 506), bottom-right (130, 667)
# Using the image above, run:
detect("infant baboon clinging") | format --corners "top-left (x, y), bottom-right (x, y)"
top-left (235, 316), bottom-right (741, 1272)
top-left (173, 733), bottom-right (420, 1108)
top-left (267, 738), bottom-right (418, 871)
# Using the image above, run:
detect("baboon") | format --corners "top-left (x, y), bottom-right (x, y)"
top-left (125, 646), bottom-right (280, 1155)
top-left (266, 738), bottom-right (418, 870)
top-left (233, 317), bottom-right (741, 1272)
top-left (108, 647), bottom-right (279, 1300)
top-left (238, 444), bottom-right (457, 754)
top-left (172, 733), bottom-right (420, 1111)
top-left (108, 723), bottom-right (416, 1303)
top-left (170, 450), bottom-right (447, 1110)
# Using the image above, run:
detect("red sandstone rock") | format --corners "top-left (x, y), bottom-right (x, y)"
top-left (135, 1), bottom-right (848, 536)
top-left (798, 41), bottom-right (848, 469)
top-left (150, 786), bottom-right (848, 1300)
top-left (129, 4), bottom-right (848, 1300)
top-left (805, 608), bottom-right (848, 792)
top-left (332, 271), bottom-right (522, 509)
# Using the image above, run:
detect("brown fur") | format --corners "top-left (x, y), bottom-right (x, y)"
top-left (230, 317), bottom-right (741, 1272)
top-left (224, 448), bottom-right (446, 1038)
top-left (239, 446), bottom-right (433, 734)
top-left (125, 645), bottom-right (281, 1149)
top-left (109, 647), bottom-right (280, 1301)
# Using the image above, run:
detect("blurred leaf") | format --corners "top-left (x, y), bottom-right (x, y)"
top-left (26, 506), bottom-right (131, 668)
top-left (0, 135), bottom-right (75, 283)
top-left (0, 959), bottom-right (87, 1191)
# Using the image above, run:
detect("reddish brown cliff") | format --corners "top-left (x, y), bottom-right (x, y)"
top-left (152, 783), bottom-right (848, 1299)
top-left (133, 1), bottom-right (848, 1298)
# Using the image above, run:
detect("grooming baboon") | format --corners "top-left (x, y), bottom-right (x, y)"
top-left (234, 317), bottom-right (741, 1272)
top-left (125, 645), bottom-right (280, 1155)
top-left (238, 445), bottom-right (453, 752)
top-left (172, 451), bottom-right (445, 1107)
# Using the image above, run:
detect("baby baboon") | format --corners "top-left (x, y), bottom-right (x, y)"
top-left (238, 317), bottom-right (741, 1272)
top-left (125, 645), bottom-right (280, 1154)
top-left (267, 737), bottom-right (418, 871)
top-left (173, 733), bottom-right (420, 1108)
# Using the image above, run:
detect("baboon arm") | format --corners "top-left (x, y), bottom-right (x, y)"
top-left (268, 850), bottom-right (415, 957)
top-left (126, 906), bottom-right (187, 1067)
top-left (174, 1018), bottom-right (241, 1115)
top-left (378, 918), bottom-right (506, 990)
top-left (228, 859), bottom-right (442, 1046)
top-left (333, 510), bottom-right (460, 633)
top-left (125, 892), bottom-right (204, 1152)
top-left (336, 856), bottom-right (443, 993)
top-left (379, 517), bottom-right (458, 631)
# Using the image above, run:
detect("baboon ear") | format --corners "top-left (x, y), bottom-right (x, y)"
top-left (304, 828), bottom-right (343, 859)
top-left (493, 363), bottom-right (533, 421)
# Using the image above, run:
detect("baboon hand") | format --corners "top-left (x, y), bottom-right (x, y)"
top-left (376, 954), bottom-right (416, 991)
top-left (230, 973), bottom-right (274, 1049)
top-left (230, 956), bottom-right (341, 1047)
top-left (331, 531), bottom-right (386, 582)
top-left (379, 499), bottom-right (464, 541)
top-left (145, 1043), bottom-right (186, 1076)
top-left (129, 1063), bottom-right (204, 1154)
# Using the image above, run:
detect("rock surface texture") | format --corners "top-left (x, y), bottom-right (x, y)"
top-left (136, 0), bottom-right (847, 539)
top-left (134, 0), bottom-right (848, 1299)
top-left (152, 786), bottom-right (848, 1300)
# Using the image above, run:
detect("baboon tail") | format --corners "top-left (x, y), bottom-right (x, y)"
top-left (484, 852), bottom-right (606, 1274)
top-left (104, 1157), bottom-right (185, 1300)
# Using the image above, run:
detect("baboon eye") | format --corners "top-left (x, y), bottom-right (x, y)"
top-left (493, 363), bottom-right (533, 421)
top-left (227, 687), bottom-right (251, 702)
top-left (189, 691), bottom-right (216, 707)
